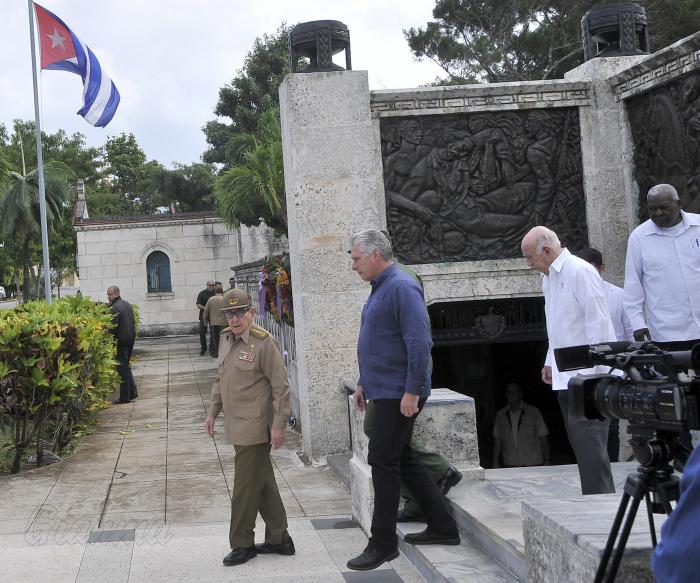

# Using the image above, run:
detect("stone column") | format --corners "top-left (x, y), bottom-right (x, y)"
top-left (565, 56), bottom-right (646, 286)
top-left (279, 71), bottom-right (385, 464)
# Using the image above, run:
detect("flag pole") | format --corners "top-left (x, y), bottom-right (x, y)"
top-left (27, 0), bottom-right (52, 304)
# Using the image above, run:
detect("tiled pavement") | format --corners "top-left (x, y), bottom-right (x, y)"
top-left (0, 336), bottom-right (425, 582)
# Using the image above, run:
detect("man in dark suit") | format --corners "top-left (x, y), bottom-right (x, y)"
top-left (107, 286), bottom-right (138, 404)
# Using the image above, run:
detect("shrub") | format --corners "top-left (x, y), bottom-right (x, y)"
top-left (0, 296), bottom-right (119, 473)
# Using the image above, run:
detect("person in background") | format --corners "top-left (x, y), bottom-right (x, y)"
top-left (107, 285), bottom-right (138, 404)
top-left (492, 382), bottom-right (549, 468)
top-left (576, 247), bottom-right (634, 462)
top-left (203, 285), bottom-right (227, 357)
top-left (196, 280), bottom-right (216, 356)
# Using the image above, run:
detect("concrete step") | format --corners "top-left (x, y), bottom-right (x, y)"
top-left (328, 455), bottom-right (521, 581)
top-left (446, 482), bottom-right (526, 581)
top-left (396, 521), bottom-right (520, 582)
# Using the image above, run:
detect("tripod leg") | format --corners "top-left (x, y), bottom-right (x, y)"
top-left (594, 492), bottom-right (631, 583)
top-left (605, 495), bottom-right (643, 583)
top-left (645, 493), bottom-right (657, 548)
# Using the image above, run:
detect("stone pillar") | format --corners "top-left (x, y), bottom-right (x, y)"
top-left (565, 56), bottom-right (646, 286)
top-left (279, 71), bottom-right (385, 464)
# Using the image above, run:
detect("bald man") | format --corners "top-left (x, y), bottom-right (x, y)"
top-left (623, 184), bottom-right (700, 344)
top-left (522, 226), bottom-right (616, 495)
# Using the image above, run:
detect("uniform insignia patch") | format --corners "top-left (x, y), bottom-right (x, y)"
top-left (239, 351), bottom-right (255, 362)
top-left (250, 324), bottom-right (269, 339)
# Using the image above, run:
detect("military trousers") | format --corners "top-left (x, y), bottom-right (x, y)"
top-left (363, 398), bottom-right (449, 507)
top-left (229, 442), bottom-right (289, 549)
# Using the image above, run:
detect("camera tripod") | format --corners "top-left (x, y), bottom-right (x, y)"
top-left (594, 449), bottom-right (680, 583)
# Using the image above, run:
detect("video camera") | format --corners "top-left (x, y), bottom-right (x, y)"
top-left (556, 341), bottom-right (700, 582)
top-left (554, 341), bottom-right (700, 433)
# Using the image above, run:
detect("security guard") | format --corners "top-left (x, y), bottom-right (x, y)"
top-left (204, 288), bottom-right (293, 567)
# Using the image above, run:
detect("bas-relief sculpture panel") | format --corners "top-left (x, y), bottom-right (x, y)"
top-left (379, 109), bottom-right (589, 263)
top-left (627, 71), bottom-right (700, 217)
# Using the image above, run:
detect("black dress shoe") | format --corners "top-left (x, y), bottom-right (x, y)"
top-left (437, 465), bottom-right (463, 496)
top-left (199, 349), bottom-right (206, 356)
top-left (112, 399), bottom-right (132, 404)
top-left (255, 537), bottom-right (295, 555)
top-left (347, 543), bottom-right (399, 571)
top-left (223, 546), bottom-right (257, 566)
top-left (403, 527), bottom-right (460, 546)
top-left (397, 506), bottom-right (426, 522)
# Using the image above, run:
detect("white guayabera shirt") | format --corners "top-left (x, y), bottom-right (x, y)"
top-left (623, 211), bottom-right (700, 342)
top-left (542, 249), bottom-right (617, 391)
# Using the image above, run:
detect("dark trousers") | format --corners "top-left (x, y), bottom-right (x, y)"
top-left (210, 325), bottom-right (223, 357)
top-left (198, 319), bottom-right (208, 351)
top-left (363, 399), bottom-right (449, 510)
top-left (116, 341), bottom-right (137, 402)
top-left (368, 399), bottom-right (457, 552)
top-left (608, 418), bottom-right (620, 462)
top-left (229, 442), bottom-right (289, 549)
top-left (558, 390), bottom-right (614, 495)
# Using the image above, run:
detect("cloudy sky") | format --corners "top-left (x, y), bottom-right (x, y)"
top-left (1, 0), bottom-right (444, 167)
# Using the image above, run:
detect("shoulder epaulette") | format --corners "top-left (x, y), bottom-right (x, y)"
top-left (250, 324), bottom-right (270, 339)
top-left (222, 326), bottom-right (231, 335)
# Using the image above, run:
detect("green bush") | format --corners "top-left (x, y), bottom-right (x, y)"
top-left (0, 296), bottom-right (119, 473)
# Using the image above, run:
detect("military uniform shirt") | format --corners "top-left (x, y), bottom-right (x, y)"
top-left (208, 323), bottom-right (290, 446)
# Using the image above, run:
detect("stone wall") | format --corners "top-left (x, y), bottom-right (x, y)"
top-left (75, 216), bottom-right (279, 335)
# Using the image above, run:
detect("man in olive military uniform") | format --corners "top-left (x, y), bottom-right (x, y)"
top-left (204, 288), bottom-right (293, 567)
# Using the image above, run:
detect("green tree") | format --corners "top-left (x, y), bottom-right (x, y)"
top-left (203, 23), bottom-right (294, 167)
top-left (406, 0), bottom-right (700, 83)
top-left (215, 108), bottom-right (286, 233)
top-left (154, 163), bottom-right (216, 212)
top-left (0, 160), bottom-right (73, 301)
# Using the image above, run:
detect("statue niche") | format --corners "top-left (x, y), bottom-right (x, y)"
top-left (627, 71), bottom-right (700, 219)
top-left (380, 109), bottom-right (588, 263)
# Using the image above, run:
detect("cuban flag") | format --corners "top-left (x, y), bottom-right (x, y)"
top-left (34, 3), bottom-right (120, 127)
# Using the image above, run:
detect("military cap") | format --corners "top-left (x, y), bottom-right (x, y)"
top-left (221, 288), bottom-right (252, 311)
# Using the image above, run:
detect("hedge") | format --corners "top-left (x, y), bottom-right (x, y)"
top-left (0, 296), bottom-right (119, 473)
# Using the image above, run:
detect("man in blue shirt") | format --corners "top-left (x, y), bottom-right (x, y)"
top-left (346, 229), bottom-right (459, 571)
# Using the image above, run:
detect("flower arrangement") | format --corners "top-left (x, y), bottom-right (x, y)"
top-left (259, 254), bottom-right (294, 327)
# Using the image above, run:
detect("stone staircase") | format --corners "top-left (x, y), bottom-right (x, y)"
top-left (330, 455), bottom-right (659, 582)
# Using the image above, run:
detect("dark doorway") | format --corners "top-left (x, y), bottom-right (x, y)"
top-left (429, 298), bottom-right (575, 469)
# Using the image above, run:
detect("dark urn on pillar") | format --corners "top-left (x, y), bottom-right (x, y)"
top-left (581, 3), bottom-right (650, 61)
top-left (289, 20), bottom-right (351, 73)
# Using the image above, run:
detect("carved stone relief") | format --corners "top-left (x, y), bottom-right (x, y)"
top-left (380, 109), bottom-right (588, 263)
top-left (627, 71), bottom-right (700, 217)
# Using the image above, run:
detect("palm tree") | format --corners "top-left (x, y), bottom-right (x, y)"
top-left (215, 108), bottom-right (287, 234)
top-left (0, 158), bottom-right (73, 301)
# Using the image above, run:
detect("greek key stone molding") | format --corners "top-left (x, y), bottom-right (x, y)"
top-left (611, 31), bottom-right (700, 101)
top-left (370, 81), bottom-right (590, 117)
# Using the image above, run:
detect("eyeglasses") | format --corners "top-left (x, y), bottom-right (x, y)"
top-left (207, 284), bottom-right (215, 287)
top-left (226, 309), bottom-right (249, 319)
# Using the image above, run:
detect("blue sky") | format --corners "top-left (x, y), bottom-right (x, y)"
top-left (1, 0), bottom-right (443, 167)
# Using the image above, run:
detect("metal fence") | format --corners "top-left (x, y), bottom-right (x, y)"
top-left (234, 261), bottom-right (296, 365)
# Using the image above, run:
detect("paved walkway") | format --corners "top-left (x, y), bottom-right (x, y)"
top-left (0, 336), bottom-right (424, 582)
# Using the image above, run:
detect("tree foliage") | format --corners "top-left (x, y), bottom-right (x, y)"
top-left (215, 108), bottom-right (286, 233)
top-left (203, 23), bottom-right (293, 167)
top-left (0, 122), bottom-right (216, 297)
top-left (406, 0), bottom-right (700, 84)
